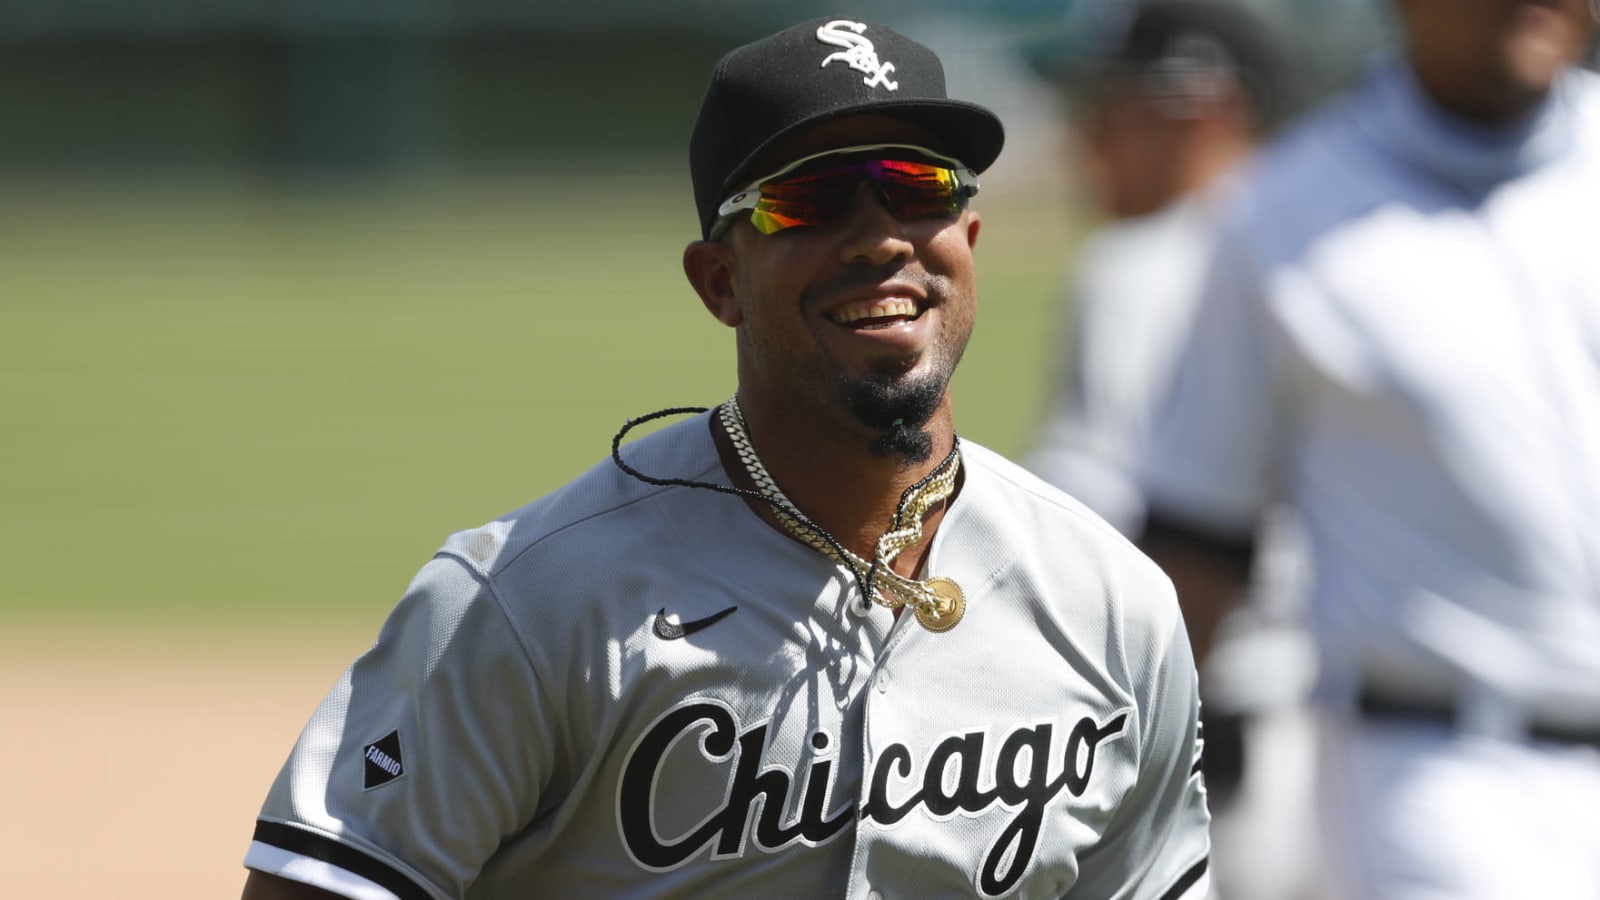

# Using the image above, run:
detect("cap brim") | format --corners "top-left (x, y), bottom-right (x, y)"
top-left (717, 98), bottom-right (1005, 203)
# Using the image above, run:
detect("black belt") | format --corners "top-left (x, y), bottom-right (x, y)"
top-left (1356, 684), bottom-right (1600, 749)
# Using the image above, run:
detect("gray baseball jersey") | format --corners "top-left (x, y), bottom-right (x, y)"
top-left (245, 412), bottom-right (1210, 899)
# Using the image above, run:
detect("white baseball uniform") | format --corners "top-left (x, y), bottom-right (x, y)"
top-left (1028, 192), bottom-right (1221, 538)
top-left (245, 412), bottom-right (1211, 899)
top-left (1026, 187), bottom-right (1319, 900)
top-left (1143, 58), bottom-right (1600, 899)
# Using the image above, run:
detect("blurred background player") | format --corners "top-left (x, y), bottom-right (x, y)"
top-left (1024, 3), bottom-right (1319, 898)
top-left (1139, 0), bottom-right (1600, 896)
top-left (1025, 0), bottom-right (1291, 533)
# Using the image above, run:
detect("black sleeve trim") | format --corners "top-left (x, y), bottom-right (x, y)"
top-left (252, 820), bottom-right (436, 900)
top-left (1140, 511), bottom-right (1257, 573)
top-left (1157, 856), bottom-right (1210, 900)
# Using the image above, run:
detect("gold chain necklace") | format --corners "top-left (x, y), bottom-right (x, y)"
top-left (719, 396), bottom-right (966, 632)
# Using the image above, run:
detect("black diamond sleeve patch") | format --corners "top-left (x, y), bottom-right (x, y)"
top-left (363, 730), bottom-right (405, 790)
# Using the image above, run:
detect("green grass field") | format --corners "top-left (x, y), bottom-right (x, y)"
top-left (0, 172), bottom-right (1079, 629)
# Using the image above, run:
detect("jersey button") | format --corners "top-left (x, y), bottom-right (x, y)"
top-left (874, 672), bottom-right (890, 694)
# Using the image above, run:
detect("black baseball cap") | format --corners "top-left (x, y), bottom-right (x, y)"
top-left (689, 18), bottom-right (1006, 239)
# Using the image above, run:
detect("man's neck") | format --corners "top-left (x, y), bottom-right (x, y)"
top-left (712, 396), bottom-right (959, 578)
top-left (1406, 55), bottom-right (1557, 127)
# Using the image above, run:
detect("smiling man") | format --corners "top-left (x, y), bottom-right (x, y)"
top-left (240, 18), bottom-right (1210, 900)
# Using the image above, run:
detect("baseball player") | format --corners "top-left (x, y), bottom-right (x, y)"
top-left (1026, 0), bottom-right (1295, 536)
top-left (1138, 0), bottom-right (1600, 897)
top-left (240, 17), bottom-right (1211, 900)
top-left (1022, 5), bottom-right (1319, 900)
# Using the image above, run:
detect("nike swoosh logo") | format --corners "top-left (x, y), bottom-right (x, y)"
top-left (653, 606), bottom-right (738, 640)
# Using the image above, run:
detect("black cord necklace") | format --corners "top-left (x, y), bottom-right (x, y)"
top-left (609, 402), bottom-right (962, 627)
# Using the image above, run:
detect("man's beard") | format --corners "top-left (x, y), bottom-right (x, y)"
top-left (842, 374), bottom-right (944, 463)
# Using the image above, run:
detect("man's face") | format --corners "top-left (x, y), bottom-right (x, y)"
top-left (1400, 0), bottom-right (1596, 120)
top-left (712, 117), bottom-right (982, 460)
top-left (1075, 78), bottom-right (1188, 218)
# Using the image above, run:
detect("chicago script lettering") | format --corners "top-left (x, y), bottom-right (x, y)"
top-left (861, 714), bottom-right (1129, 895)
top-left (618, 701), bottom-right (852, 870)
top-left (617, 699), bottom-right (1129, 896)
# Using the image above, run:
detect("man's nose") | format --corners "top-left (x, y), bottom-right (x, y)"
top-left (838, 180), bottom-right (914, 266)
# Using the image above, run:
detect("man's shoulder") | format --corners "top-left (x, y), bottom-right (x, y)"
top-left (1070, 198), bottom-right (1215, 316)
top-left (1206, 75), bottom-right (1395, 273)
top-left (1241, 104), bottom-right (1370, 208)
top-left (958, 442), bottom-right (1183, 647)
top-left (960, 441), bottom-right (1164, 573)
top-left (437, 412), bottom-right (721, 579)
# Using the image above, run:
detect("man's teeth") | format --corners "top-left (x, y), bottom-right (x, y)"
top-left (832, 297), bottom-right (918, 324)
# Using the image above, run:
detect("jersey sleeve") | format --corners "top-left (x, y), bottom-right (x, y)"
top-left (1068, 587), bottom-right (1212, 900)
top-left (244, 551), bottom-right (551, 900)
top-left (1140, 221), bottom-right (1282, 538)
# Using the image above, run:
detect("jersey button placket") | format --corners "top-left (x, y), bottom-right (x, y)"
top-left (849, 625), bottom-right (909, 898)
top-left (850, 657), bottom-right (889, 897)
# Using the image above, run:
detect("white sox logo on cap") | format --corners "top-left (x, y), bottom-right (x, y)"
top-left (816, 20), bottom-right (898, 90)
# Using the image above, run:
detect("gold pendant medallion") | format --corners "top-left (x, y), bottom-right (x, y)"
top-left (913, 576), bottom-right (966, 632)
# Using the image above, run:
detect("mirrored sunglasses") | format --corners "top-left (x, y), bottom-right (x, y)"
top-left (711, 143), bottom-right (979, 239)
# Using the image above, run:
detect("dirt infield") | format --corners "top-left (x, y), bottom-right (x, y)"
top-left (0, 625), bottom-right (373, 900)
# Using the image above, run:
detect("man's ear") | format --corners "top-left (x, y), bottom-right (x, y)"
top-left (683, 240), bottom-right (743, 327)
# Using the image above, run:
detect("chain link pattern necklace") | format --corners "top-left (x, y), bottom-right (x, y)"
top-left (718, 396), bottom-right (966, 632)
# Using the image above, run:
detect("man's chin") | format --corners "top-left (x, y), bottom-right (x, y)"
top-left (841, 372), bottom-right (946, 463)
top-left (868, 424), bottom-right (936, 463)
top-left (844, 373), bottom-right (939, 425)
